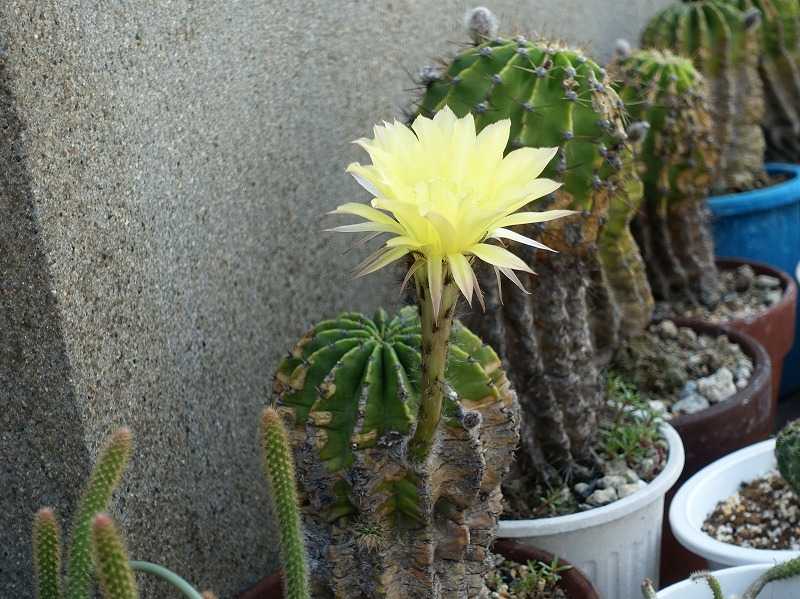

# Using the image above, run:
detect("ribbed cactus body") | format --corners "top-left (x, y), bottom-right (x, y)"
top-left (274, 307), bottom-right (520, 598)
top-left (66, 428), bottom-right (133, 599)
top-left (90, 514), bottom-right (138, 599)
top-left (33, 509), bottom-right (63, 599)
top-left (261, 408), bottom-right (310, 599)
top-left (643, 0), bottom-right (766, 191)
top-left (417, 32), bottom-right (649, 487)
top-left (776, 419), bottom-right (800, 495)
top-left (730, 0), bottom-right (800, 162)
top-left (614, 49), bottom-right (722, 309)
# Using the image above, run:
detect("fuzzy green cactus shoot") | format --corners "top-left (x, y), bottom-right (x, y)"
top-left (776, 419), bottom-right (800, 495)
top-left (90, 514), bottom-right (139, 599)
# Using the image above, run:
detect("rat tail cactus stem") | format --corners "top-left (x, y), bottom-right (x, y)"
top-left (776, 419), bottom-right (800, 494)
top-left (66, 428), bottom-right (133, 599)
top-left (33, 508), bottom-right (63, 599)
top-left (261, 407), bottom-right (310, 599)
top-left (90, 514), bottom-right (138, 599)
top-left (743, 556), bottom-right (800, 598)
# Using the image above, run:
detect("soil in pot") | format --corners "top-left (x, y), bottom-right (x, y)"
top-left (612, 319), bottom-right (754, 418)
top-left (703, 470), bottom-right (800, 551)
top-left (485, 554), bottom-right (569, 598)
top-left (502, 374), bottom-right (667, 519)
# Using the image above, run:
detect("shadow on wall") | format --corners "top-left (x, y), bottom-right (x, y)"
top-left (0, 52), bottom-right (90, 598)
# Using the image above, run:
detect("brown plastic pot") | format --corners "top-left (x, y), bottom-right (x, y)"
top-left (238, 539), bottom-right (601, 599)
top-left (716, 257), bottom-right (797, 412)
top-left (659, 318), bottom-right (772, 586)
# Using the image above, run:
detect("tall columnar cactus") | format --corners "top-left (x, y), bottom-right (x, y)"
top-left (274, 306), bottom-right (520, 598)
top-left (90, 514), bottom-right (139, 599)
top-left (261, 407), bottom-right (310, 599)
top-left (643, 0), bottom-right (766, 192)
top-left (776, 418), bottom-right (800, 494)
top-left (729, 0), bottom-right (800, 162)
top-left (416, 13), bottom-right (651, 484)
top-left (613, 49), bottom-right (722, 309)
top-left (33, 509), bottom-right (63, 599)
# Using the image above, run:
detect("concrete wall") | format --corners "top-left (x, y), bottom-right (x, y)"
top-left (0, 1), bottom-right (671, 596)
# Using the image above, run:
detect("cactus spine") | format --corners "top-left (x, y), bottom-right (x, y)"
top-left (261, 407), bottom-right (310, 599)
top-left (90, 514), bottom-right (138, 599)
top-left (776, 418), bottom-right (800, 494)
top-left (66, 428), bottom-right (133, 599)
top-left (613, 49), bottom-right (722, 309)
top-left (642, 0), bottom-right (766, 192)
top-left (274, 306), bottom-right (520, 598)
top-left (416, 13), bottom-right (650, 486)
top-left (33, 508), bottom-right (63, 599)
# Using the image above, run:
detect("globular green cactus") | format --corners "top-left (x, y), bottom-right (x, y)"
top-left (776, 418), bottom-right (800, 494)
top-left (415, 11), bottom-right (651, 487)
top-left (643, 0), bottom-right (766, 192)
top-left (728, 0), bottom-right (800, 162)
top-left (261, 407), bottom-right (310, 599)
top-left (90, 514), bottom-right (138, 599)
top-left (613, 49), bottom-right (722, 309)
top-left (274, 306), bottom-right (520, 598)
top-left (66, 428), bottom-right (133, 599)
top-left (33, 508), bottom-right (62, 599)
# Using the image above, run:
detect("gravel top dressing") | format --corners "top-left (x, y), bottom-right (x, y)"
top-left (703, 471), bottom-right (800, 550)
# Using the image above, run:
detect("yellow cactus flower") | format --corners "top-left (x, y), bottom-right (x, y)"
top-left (329, 106), bottom-right (574, 316)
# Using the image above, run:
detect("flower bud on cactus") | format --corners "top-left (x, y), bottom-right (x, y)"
top-left (90, 514), bottom-right (138, 599)
top-left (776, 419), bottom-right (800, 495)
top-left (33, 508), bottom-right (62, 599)
top-left (415, 22), bottom-right (650, 486)
top-left (464, 7), bottom-right (498, 44)
top-left (261, 407), bottom-right (310, 599)
top-left (612, 49), bottom-right (722, 309)
top-left (274, 307), bottom-right (520, 598)
top-left (642, 0), bottom-right (766, 192)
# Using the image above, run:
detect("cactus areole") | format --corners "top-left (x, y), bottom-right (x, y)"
top-left (274, 307), bottom-right (520, 598)
top-left (416, 29), bottom-right (651, 489)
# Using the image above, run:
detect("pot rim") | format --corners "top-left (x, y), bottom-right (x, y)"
top-left (669, 438), bottom-right (800, 566)
top-left (657, 563), bottom-right (774, 597)
top-left (497, 423), bottom-right (684, 536)
top-left (708, 163), bottom-right (800, 217)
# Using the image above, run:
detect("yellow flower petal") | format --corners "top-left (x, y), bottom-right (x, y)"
top-left (354, 246), bottom-right (410, 278)
top-left (468, 243), bottom-right (534, 273)
top-left (448, 253), bottom-right (474, 306)
top-left (427, 257), bottom-right (443, 318)
top-left (491, 228), bottom-right (556, 252)
top-left (494, 210), bottom-right (579, 228)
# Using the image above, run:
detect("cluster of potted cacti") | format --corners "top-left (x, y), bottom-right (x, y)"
top-left (22, 2), bottom-right (800, 599)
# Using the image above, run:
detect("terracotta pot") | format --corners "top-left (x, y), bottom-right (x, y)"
top-left (237, 539), bottom-right (601, 599)
top-left (659, 319), bottom-right (772, 586)
top-left (716, 258), bottom-right (797, 410)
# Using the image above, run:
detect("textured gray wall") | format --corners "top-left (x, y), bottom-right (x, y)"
top-left (0, 1), bottom-right (671, 597)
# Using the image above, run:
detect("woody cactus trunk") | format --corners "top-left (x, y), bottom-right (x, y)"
top-left (642, 0), bottom-right (766, 192)
top-left (273, 307), bottom-right (520, 598)
top-left (414, 14), bottom-right (651, 488)
top-left (612, 49), bottom-right (722, 309)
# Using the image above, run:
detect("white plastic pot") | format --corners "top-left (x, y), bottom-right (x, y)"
top-left (670, 439), bottom-right (800, 570)
top-left (657, 563), bottom-right (797, 598)
top-left (497, 424), bottom-right (684, 599)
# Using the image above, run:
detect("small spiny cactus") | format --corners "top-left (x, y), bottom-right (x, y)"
top-left (33, 508), bottom-right (62, 599)
top-left (261, 407), bottom-right (310, 599)
top-left (643, 0), bottom-right (766, 191)
top-left (776, 418), bottom-right (800, 494)
top-left (612, 48), bottom-right (722, 309)
top-left (90, 514), bottom-right (138, 599)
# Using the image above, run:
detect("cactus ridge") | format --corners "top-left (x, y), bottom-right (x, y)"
top-left (776, 419), bottom-right (800, 495)
top-left (261, 408), bottom-right (311, 599)
top-left (66, 428), bottom-right (133, 599)
top-left (642, 0), bottom-right (766, 191)
top-left (90, 514), bottom-right (138, 599)
top-left (33, 508), bottom-right (63, 599)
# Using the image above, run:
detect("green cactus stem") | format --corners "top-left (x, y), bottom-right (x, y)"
top-left (33, 508), bottom-right (63, 599)
top-left (691, 571), bottom-right (725, 599)
top-left (776, 418), bottom-right (800, 494)
top-left (742, 556), bottom-right (800, 598)
top-left (416, 13), bottom-right (650, 488)
top-left (642, 0), bottom-right (766, 192)
top-left (613, 49), bottom-right (722, 309)
top-left (66, 428), bottom-right (133, 599)
top-left (90, 514), bottom-right (138, 599)
top-left (274, 306), bottom-right (520, 598)
top-left (729, 0), bottom-right (800, 162)
top-left (261, 407), bottom-right (310, 599)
